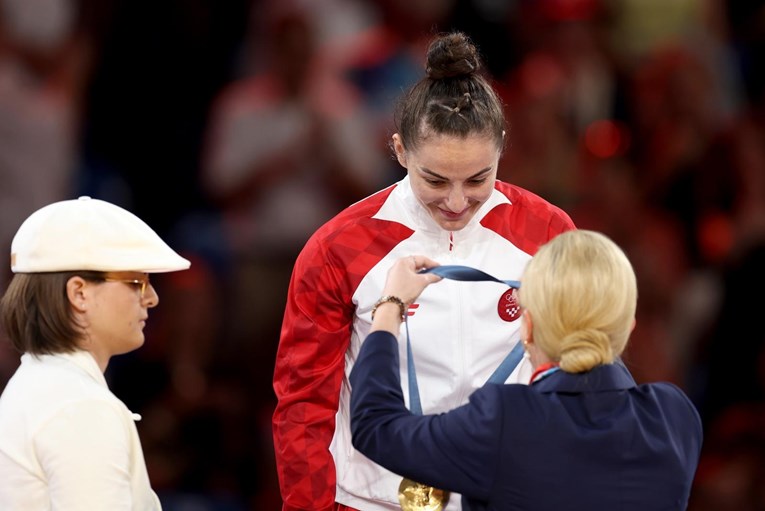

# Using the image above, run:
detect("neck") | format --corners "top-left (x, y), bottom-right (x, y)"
top-left (529, 347), bottom-right (554, 372)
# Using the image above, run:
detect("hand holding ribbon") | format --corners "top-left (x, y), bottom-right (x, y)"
top-left (379, 255), bottom-right (443, 308)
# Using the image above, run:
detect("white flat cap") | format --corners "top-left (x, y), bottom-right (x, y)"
top-left (10, 196), bottom-right (191, 273)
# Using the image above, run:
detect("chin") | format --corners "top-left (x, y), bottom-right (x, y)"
top-left (436, 216), bottom-right (472, 231)
top-left (127, 337), bottom-right (146, 352)
top-left (432, 207), bottom-right (478, 231)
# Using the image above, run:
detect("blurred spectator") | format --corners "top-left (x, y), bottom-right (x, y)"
top-left (338, 0), bottom-right (457, 183)
top-left (570, 153), bottom-right (692, 386)
top-left (0, 0), bottom-right (92, 286)
top-left (494, 0), bottom-right (620, 211)
top-left (689, 403), bottom-right (765, 511)
top-left (196, 9), bottom-right (391, 504)
top-left (497, 50), bottom-right (583, 209)
top-left (199, 0), bottom-right (386, 441)
top-left (0, 0), bottom-right (94, 390)
top-left (692, 237), bottom-right (765, 428)
top-left (677, 39), bottom-right (765, 502)
top-left (628, 44), bottom-right (733, 248)
top-left (77, 0), bottom-right (249, 239)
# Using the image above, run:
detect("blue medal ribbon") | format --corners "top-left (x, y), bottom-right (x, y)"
top-left (420, 265), bottom-right (521, 290)
top-left (405, 265), bottom-right (524, 415)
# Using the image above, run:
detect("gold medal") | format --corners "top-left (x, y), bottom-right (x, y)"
top-left (398, 477), bottom-right (450, 511)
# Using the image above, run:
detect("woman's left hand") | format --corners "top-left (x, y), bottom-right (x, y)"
top-left (381, 255), bottom-right (442, 306)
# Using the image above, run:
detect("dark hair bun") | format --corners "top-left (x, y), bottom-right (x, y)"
top-left (425, 31), bottom-right (482, 80)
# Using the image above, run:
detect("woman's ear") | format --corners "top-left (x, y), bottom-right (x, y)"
top-left (521, 308), bottom-right (533, 345)
top-left (392, 133), bottom-right (407, 168)
top-left (66, 276), bottom-right (88, 313)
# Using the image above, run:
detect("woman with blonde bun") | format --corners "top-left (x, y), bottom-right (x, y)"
top-left (350, 229), bottom-right (703, 511)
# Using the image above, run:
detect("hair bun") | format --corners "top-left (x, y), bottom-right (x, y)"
top-left (425, 31), bottom-right (482, 80)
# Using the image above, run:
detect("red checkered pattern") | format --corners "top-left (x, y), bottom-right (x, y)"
top-left (272, 186), bottom-right (413, 511)
top-left (482, 181), bottom-right (576, 255)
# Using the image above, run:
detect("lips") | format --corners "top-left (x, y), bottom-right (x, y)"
top-left (439, 208), bottom-right (468, 220)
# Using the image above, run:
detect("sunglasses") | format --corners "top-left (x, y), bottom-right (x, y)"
top-left (101, 271), bottom-right (151, 297)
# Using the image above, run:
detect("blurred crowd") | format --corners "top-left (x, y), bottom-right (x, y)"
top-left (1, 0), bottom-right (764, 509)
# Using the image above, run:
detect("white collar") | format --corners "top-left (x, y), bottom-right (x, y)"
top-left (22, 350), bottom-right (107, 388)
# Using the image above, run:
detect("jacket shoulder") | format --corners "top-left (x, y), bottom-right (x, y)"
top-left (484, 181), bottom-right (576, 255)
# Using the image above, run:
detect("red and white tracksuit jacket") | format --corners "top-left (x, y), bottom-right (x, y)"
top-left (272, 176), bottom-right (575, 511)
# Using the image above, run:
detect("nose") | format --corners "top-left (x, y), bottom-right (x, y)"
top-left (444, 185), bottom-right (468, 212)
top-left (143, 284), bottom-right (159, 308)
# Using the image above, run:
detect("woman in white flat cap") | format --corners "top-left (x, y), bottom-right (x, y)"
top-left (0, 196), bottom-right (190, 510)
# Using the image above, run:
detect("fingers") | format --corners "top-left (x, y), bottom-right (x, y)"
top-left (405, 255), bottom-right (442, 284)
top-left (409, 255), bottom-right (440, 270)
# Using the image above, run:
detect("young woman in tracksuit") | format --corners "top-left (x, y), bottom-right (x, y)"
top-left (272, 31), bottom-right (575, 511)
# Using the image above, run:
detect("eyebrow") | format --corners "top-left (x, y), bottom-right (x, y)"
top-left (419, 166), bottom-right (493, 181)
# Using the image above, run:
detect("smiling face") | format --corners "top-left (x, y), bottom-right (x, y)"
top-left (393, 132), bottom-right (501, 231)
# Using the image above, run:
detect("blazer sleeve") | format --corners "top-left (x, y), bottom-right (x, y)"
top-left (350, 330), bottom-right (506, 501)
top-left (272, 242), bottom-right (354, 511)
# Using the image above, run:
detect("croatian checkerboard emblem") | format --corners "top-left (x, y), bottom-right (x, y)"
top-left (497, 288), bottom-right (521, 322)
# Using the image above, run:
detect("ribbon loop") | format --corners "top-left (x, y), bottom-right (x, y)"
top-left (419, 265), bottom-right (520, 289)
top-left (406, 263), bottom-right (525, 404)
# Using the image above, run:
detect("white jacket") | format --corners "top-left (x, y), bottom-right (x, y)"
top-left (0, 351), bottom-right (161, 510)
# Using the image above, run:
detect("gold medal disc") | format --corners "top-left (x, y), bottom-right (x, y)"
top-left (398, 477), bottom-right (450, 511)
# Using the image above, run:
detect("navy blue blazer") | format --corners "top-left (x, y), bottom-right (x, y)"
top-left (350, 331), bottom-right (703, 511)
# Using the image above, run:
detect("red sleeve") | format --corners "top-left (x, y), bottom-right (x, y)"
top-left (271, 185), bottom-right (407, 511)
top-left (272, 237), bottom-right (353, 511)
